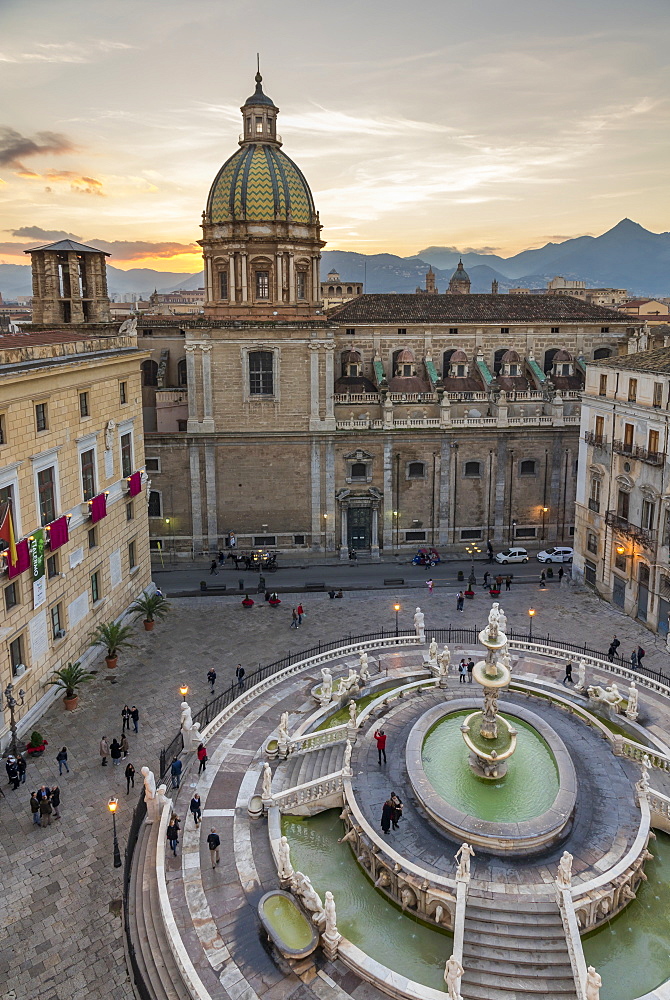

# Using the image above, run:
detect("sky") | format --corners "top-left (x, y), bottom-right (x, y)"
top-left (1, 0), bottom-right (669, 273)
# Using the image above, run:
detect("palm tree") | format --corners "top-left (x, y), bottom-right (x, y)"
top-left (50, 661), bottom-right (94, 699)
top-left (130, 590), bottom-right (170, 624)
top-left (89, 621), bottom-right (136, 665)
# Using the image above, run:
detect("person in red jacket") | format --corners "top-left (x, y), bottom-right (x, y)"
top-left (374, 729), bottom-right (387, 765)
top-left (197, 743), bottom-right (208, 775)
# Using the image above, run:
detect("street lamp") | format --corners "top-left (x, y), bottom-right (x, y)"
top-left (108, 797), bottom-right (122, 868)
top-left (3, 683), bottom-right (25, 758)
top-left (393, 603), bottom-right (401, 637)
top-left (465, 544), bottom-right (481, 587)
top-left (528, 608), bottom-right (536, 640)
top-left (541, 506), bottom-right (549, 539)
top-left (179, 683), bottom-right (189, 699)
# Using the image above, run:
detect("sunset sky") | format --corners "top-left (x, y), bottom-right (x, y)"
top-left (1, 0), bottom-right (669, 272)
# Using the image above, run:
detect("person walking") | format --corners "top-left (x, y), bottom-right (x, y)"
top-left (456, 591), bottom-right (465, 612)
top-left (459, 660), bottom-right (467, 684)
top-left (99, 737), bottom-right (109, 766)
top-left (6, 757), bottom-right (19, 789)
top-left (483, 571), bottom-right (490, 589)
top-left (558, 566), bottom-right (564, 583)
top-left (130, 706), bottom-right (139, 733)
top-left (207, 828), bottom-right (221, 867)
top-left (190, 793), bottom-right (202, 827)
top-left (374, 729), bottom-right (387, 765)
top-left (467, 658), bottom-right (475, 684)
top-left (207, 668), bottom-right (216, 694)
top-left (170, 756), bottom-right (183, 788)
top-left (426, 578), bottom-right (434, 595)
top-left (16, 753), bottom-right (26, 784)
top-left (110, 738), bottom-right (122, 766)
top-left (125, 762), bottom-right (136, 794)
top-left (209, 559), bottom-right (218, 576)
top-left (51, 785), bottom-right (61, 820)
top-left (637, 645), bottom-right (646, 669)
top-left (297, 603), bottom-right (304, 625)
top-left (290, 608), bottom-right (299, 629)
top-left (39, 794), bottom-right (53, 827)
top-left (197, 743), bottom-right (208, 774)
top-left (235, 664), bottom-right (245, 690)
top-left (56, 747), bottom-right (69, 775)
top-left (505, 575), bottom-right (511, 591)
top-left (381, 799), bottom-right (393, 836)
top-left (563, 662), bottom-right (574, 685)
top-left (218, 550), bottom-right (225, 566)
top-left (120, 733), bottom-right (130, 758)
top-left (166, 815), bottom-right (180, 856)
top-left (121, 705), bottom-right (131, 731)
top-left (30, 791), bottom-right (40, 826)
top-left (390, 792), bottom-right (403, 829)
top-left (540, 571), bottom-right (546, 585)
top-left (607, 636), bottom-right (620, 663)
top-left (630, 649), bottom-right (638, 670)
top-left (487, 539), bottom-right (494, 563)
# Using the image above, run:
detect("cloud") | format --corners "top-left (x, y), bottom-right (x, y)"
top-left (0, 127), bottom-right (74, 168)
top-left (10, 226), bottom-right (81, 240)
top-left (0, 39), bottom-right (135, 64)
top-left (17, 168), bottom-right (104, 195)
top-left (79, 239), bottom-right (200, 260)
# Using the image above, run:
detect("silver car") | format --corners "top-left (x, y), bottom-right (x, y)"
top-left (494, 547), bottom-right (529, 564)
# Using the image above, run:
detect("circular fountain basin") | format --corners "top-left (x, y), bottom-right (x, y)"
top-left (406, 699), bottom-right (577, 855)
top-left (460, 710), bottom-right (518, 778)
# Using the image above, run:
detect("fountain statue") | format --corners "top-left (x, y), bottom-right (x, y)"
top-left (574, 660), bottom-right (587, 693)
top-left (428, 637), bottom-right (438, 663)
top-left (437, 645), bottom-right (451, 675)
top-left (348, 700), bottom-right (357, 726)
top-left (323, 891), bottom-right (341, 955)
top-left (587, 683), bottom-right (624, 712)
top-left (277, 835), bottom-right (294, 880)
top-left (455, 842), bottom-right (475, 880)
top-left (444, 955), bottom-right (464, 1000)
top-left (586, 966), bottom-right (602, 1000)
top-left (556, 850), bottom-right (573, 887)
top-left (414, 607), bottom-right (425, 642)
top-left (343, 740), bottom-right (353, 775)
top-left (359, 652), bottom-right (371, 684)
top-left (319, 667), bottom-right (333, 706)
top-left (278, 712), bottom-right (290, 746)
top-left (261, 762), bottom-right (273, 800)
top-left (626, 682), bottom-right (639, 721)
top-left (292, 871), bottom-right (325, 925)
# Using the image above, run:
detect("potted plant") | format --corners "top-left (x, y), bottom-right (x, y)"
top-left (130, 590), bottom-right (170, 631)
top-left (50, 660), bottom-right (95, 711)
top-left (489, 588), bottom-right (501, 596)
top-left (26, 730), bottom-right (48, 756)
top-left (89, 621), bottom-right (136, 669)
top-left (242, 594), bottom-right (254, 608)
top-left (464, 589), bottom-right (475, 599)
top-left (457, 570), bottom-right (464, 582)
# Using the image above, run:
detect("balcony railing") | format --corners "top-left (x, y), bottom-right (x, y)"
top-left (583, 431), bottom-right (609, 449)
top-left (612, 439), bottom-right (665, 465)
top-left (605, 510), bottom-right (656, 550)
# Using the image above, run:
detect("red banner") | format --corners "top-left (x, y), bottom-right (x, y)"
top-left (90, 493), bottom-right (107, 524)
top-left (7, 538), bottom-right (30, 579)
top-left (48, 515), bottom-right (69, 551)
top-left (127, 471), bottom-right (142, 498)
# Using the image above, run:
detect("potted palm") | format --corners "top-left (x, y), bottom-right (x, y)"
top-left (50, 660), bottom-right (94, 711)
top-left (130, 590), bottom-right (170, 631)
top-left (89, 621), bottom-right (136, 669)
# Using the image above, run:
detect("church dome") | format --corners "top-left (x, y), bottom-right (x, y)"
top-left (206, 144), bottom-right (317, 224)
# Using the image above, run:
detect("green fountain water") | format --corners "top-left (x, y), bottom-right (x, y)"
top-left (422, 710), bottom-right (559, 822)
top-left (262, 894), bottom-right (314, 950)
top-left (282, 810), bottom-right (452, 991)
top-left (316, 682), bottom-right (403, 730)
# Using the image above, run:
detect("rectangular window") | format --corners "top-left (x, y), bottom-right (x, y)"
top-left (460, 528), bottom-right (483, 540)
top-left (91, 571), bottom-right (100, 604)
top-left (617, 489), bottom-right (630, 520)
top-left (119, 381), bottom-right (128, 405)
top-left (80, 448), bottom-right (96, 501)
top-left (88, 526), bottom-right (98, 549)
top-left (641, 499), bottom-right (655, 530)
top-left (255, 271), bottom-right (270, 299)
top-left (121, 432), bottom-right (133, 478)
top-left (345, 328), bottom-right (355, 336)
top-left (615, 550), bottom-right (627, 572)
top-left (249, 351), bottom-right (274, 395)
top-left (599, 374), bottom-right (607, 397)
top-left (219, 270), bottom-right (228, 299)
top-left (623, 423), bottom-right (634, 452)
top-left (449, 328), bottom-right (458, 335)
top-left (515, 526), bottom-right (537, 538)
top-left (649, 429), bottom-right (660, 457)
top-left (589, 477), bottom-right (601, 512)
top-left (584, 560), bottom-right (597, 587)
top-left (47, 553), bottom-right (59, 579)
top-left (587, 533), bottom-right (598, 554)
top-left (551, 327), bottom-right (560, 334)
top-left (628, 378), bottom-right (637, 402)
top-left (255, 115), bottom-right (263, 133)
top-left (397, 328), bottom-right (407, 336)
top-left (406, 530), bottom-right (427, 542)
top-left (145, 457), bottom-right (161, 472)
top-left (500, 327), bottom-right (509, 334)
top-left (128, 539), bottom-right (137, 569)
top-left (37, 466), bottom-right (56, 524)
top-left (296, 272), bottom-right (306, 299)
top-left (601, 326), bottom-right (609, 333)
top-left (177, 420), bottom-right (188, 432)
top-left (253, 535), bottom-right (276, 546)
top-left (35, 402), bottom-right (48, 432)
top-left (50, 603), bottom-right (63, 639)
top-left (0, 413), bottom-right (6, 445)
top-left (9, 634), bottom-right (24, 675)
top-left (5, 581), bottom-right (18, 610)
top-left (79, 392), bottom-right (89, 418)
top-left (595, 415), bottom-right (604, 442)
top-left (148, 491), bottom-right (161, 517)
top-left (653, 383), bottom-right (663, 408)
top-left (126, 502), bottom-right (134, 522)
top-left (293, 534), bottom-right (306, 545)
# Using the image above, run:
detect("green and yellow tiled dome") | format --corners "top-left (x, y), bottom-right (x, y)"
top-left (207, 144), bottom-right (317, 224)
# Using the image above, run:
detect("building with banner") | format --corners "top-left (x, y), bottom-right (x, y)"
top-left (0, 321), bottom-right (151, 742)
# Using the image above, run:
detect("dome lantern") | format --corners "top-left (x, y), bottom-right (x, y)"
top-left (240, 64), bottom-right (281, 147)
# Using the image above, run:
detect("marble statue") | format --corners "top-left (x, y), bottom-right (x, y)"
top-left (497, 606), bottom-right (508, 632)
top-left (323, 890), bottom-right (340, 941)
top-left (141, 766), bottom-right (156, 800)
top-left (557, 850), bottom-right (573, 887)
top-left (574, 660), bottom-right (587, 692)
top-left (261, 762), bottom-right (272, 800)
top-left (444, 955), bottom-right (464, 1000)
top-left (336, 677), bottom-right (349, 698)
top-left (180, 701), bottom-right (193, 734)
top-left (293, 872), bottom-right (324, 920)
top-left (455, 842), bottom-right (475, 879)
top-left (586, 966), bottom-right (602, 1000)
top-left (434, 905), bottom-right (445, 924)
top-left (278, 712), bottom-right (290, 744)
top-left (400, 887), bottom-right (416, 910)
top-left (626, 682), bottom-right (639, 721)
top-left (487, 604), bottom-right (500, 638)
top-left (359, 651), bottom-right (370, 681)
top-left (428, 637), bottom-right (438, 662)
top-left (374, 870), bottom-right (391, 888)
top-left (346, 667), bottom-right (360, 691)
top-left (587, 683), bottom-right (623, 711)
top-left (156, 783), bottom-right (171, 809)
top-left (319, 667), bottom-right (333, 705)
top-left (438, 645), bottom-right (451, 675)
top-left (348, 700), bottom-right (357, 725)
top-left (104, 418), bottom-right (116, 451)
top-left (414, 607), bottom-right (425, 641)
top-left (278, 835), bottom-right (294, 880)
top-left (343, 740), bottom-right (353, 774)
top-left (483, 689), bottom-right (499, 717)
top-left (118, 316), bottom-right (137, 335)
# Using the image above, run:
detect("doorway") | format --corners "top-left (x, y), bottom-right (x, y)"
top-left (612, 576), bottom-right (626, 609)
top-left (637, 563), bottom-right (650, 622)
top-left (348, 507), bottom-right (372, 549)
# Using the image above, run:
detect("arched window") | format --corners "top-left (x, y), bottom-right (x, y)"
top-left (543, 348), bottom-right (559, 374)
top-left (464, 461), bottom-right (481, 477)
top-left (407, 461), bottom-right (425, 479)
top-left (148, 491), bottom-right (161, 517)
top-left (519, 459), bottom-right (537, 476)
top-left (141, 359), bottom-right (158, 387)
top-left (249, 350), bottom-right (274, 395)
top-left (336, 286), bottom-right (342, 295)
top-left (442, 349), bottom-right (455, 379)
top-left (594, 347), bottom-right (611, 360)
top-left (255, 270), bottom-right (270, 300)
top-left (177, 358), bottom-right (187, 387)
top-left (329, 287), bottom-right (335, 296)
top-left (219, 271), bottom-right (228, 299)
top-left (346, 286), bottom-right (352, 294)
top-left (493, 348), bottom-right (510, 374)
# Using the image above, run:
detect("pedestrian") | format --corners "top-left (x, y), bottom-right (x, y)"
top-left (166, 814), bottom-right (180, 856)
top-left (5, 756), bottom-right (19, 789)
top-left (467, 658), bottom-right (475, 683)
top-left (190, 793), bottom-right (202, 827)
top-left (607, 636), bottom-right (620, 663)
top-left (30, 791), bottom-right (40, 825)
top-left (390, 791), bottom-right (403, 829)
top-left (381, 799), bottom-right (393, 835)
top-left (37, 784), bottom-right (51, 802)
top-left (207, 828), bottom-right (221, 867)
top-left (630, 649), bottom-right (638, 670)
top-left (297, 603), bottom-right (304, 625)
top-left (171, 756), bottom-right (183, 788)
top-left (120, 733), bottom-right (129, 758)
top-left (207, 668), bottom-right (216, 694)
top-left (290, 607), bottom-right (299, 629)
top-left (39, 794), bottom-right (53, 827)
top-left (505, 575), bottom-right (511, 591)
top-left (558, 566), bottom-right (564, 583)
top-left (125, 762), bottom-right (135, 794)
top-left (483, 571), bottom-right (490, 589)
top-left (235, 664), bottom-right (245, 690)
top-left (131, 706), bottom-right (139, 733)
top-left (218, 550), bottom-right (225, 566)
top-left (426, 578), bottom-right (434, 595)
top-left (459, 660), bottom-right (467, 684)
top-left (540, 571), bottom-right (546, 585)
top-left (110, 738), bottom-right (122, 766)
top-left (374, 729), bottom-right (387, 765)
top-left (197, 743), bottom-right (208, 774)
top-left (210, 559), bottom-right (218, 576)
top-left (56, 746), bottom-right (69, 775)
top-left (487, 539), bottom-right (494, 563)
top-left (51, 785), bottom-right (61, 820)
top-left (99, 737), bottom-right (109, 766)
top-left (637, 645), bottom-right (646, 669)
top-left (16, 753), bottom-right (26, 784)
top-left (563, 661), bottom-right (574, 685)
top-left (456, 591), bottom-right (464, 612)
top-left (122, 704), bottom-right (131, 731)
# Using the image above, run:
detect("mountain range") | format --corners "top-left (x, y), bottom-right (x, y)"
top-left (1, 220), bottom-right (668, 301)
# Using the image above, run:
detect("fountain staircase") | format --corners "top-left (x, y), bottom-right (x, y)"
top-left (461, 891), bottom-right (577, 1000)
top-left (273, 743), bottom-right (346, 794)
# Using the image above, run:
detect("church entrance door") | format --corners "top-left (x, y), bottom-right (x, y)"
top-left (348, 507), bottom-right (371, 550)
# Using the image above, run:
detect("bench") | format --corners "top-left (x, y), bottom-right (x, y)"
top-left (304, 582), bottom-right (325, 591)
top-left (384, 578), bottom-right (405, 586)
top-left (199, 582), bottom-right (227, 592)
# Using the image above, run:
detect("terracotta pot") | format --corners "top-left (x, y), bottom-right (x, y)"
top-left (63, 694), bottom-right (79, 712)
top-left (143, 620), bottom-right (155, 631)
top-left (105, 655), bottom-right (118, 669)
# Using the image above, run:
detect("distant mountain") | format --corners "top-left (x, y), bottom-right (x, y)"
top-left (0, 263), bottom-right (202, 300)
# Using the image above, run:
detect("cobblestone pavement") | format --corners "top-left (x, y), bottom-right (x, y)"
top-left (0, 580), bottom-right (667, 1000)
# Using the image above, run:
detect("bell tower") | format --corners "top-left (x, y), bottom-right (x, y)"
top-left (25, 239), bottom-right (111, 324)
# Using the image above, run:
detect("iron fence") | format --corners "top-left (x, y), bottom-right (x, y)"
top-left (122, 791), bottom-right (150, 1000)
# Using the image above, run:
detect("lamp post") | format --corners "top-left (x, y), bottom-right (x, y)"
top-left (541, 506), bottom-right (549, 539)
top-left (528, 608), bottom-right (536, 641)
top-left (393, 603), bottom-right (401, 637)
top-left (465, 544), bottom-right (481, 587)
top-left (179, 683), bottom-right (189, 699)
top-left (3, 683), bottom-right (24, 758)
top-left (108, 797), bottom-right (122, 868)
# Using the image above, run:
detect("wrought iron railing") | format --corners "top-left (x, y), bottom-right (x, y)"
top-left (583, 430), bottom-right (609, 449)
top-left (612, 439), bottom-right (664, 465)
top-left (605, 510), bottom-right (656, 549)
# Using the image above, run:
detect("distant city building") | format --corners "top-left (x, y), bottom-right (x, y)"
top-left (447, 259), bottom-right (471, 294)
top-left (618, 298), bottom-right (670, 324)
top-left (415, 267), bottom-right (438, 295)
top-left (146, 288), bottom-right (205, 315)
top-left (320, 269), bottom-right (363, 310)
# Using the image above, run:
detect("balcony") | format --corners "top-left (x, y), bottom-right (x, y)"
top-left (612, 439), bottom-right (665, 465)
top-left (605, 510), bottom-right (656, 550)
top-left (583, 431), bottom-right (609, 450)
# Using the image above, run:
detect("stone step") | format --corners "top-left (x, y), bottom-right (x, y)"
top-left (463, 954), bottom-right (575, 977)
top-left (141, 821), bottom-right (185, 1000)
top-left (127, 821), bottom-right (153, 995)
top-left (463, 944), bottom-right (574, 968)
top-left (464, 916), bottom-right (564, 940)
top-left (465, 905), bottom-right (563, 928)
top-left (461, 967), bottom-right (577, 995)
top-left (461, 982), bottom-right (576, 1000)
top-left (466, 895), bottom-right (564, 915)
top-left (276, 743), bottom-right (345, 793)
top-left (464, 927), bottom-right (570, 953)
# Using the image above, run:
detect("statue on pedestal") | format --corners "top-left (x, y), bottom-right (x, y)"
top-left (337, 676), bottom-right (349, 697)
top-left (574, 660), bottom-right (587, 692)
top-left (497, 606), bottom-right (508, 632)
top-left (438, 645), bottom-right (451, 675)
top-left (180, 701), bottom-right (193, 735)
top-left (156, 784), bottom-right (171, 810)
top-left (348, 699), bottom-right (357, 726)
top-left (278, 712), bottom-right (290, 745)
top-left (323, 890), bottom-right (340, 943)
top-left (586, 966), bottom-right (602, 1000)
top-left (346, 667), bottom-right (360, 691)
top-left (278, 835), bottom-right (294, 880)
top-left (142, 766), bottom-right (158, 822)
top-left (293, 871), bottom-right (325, 923)
top-left (487, 604), bottom-right (500, 639)
top-left (455, 842), bottom-right (475, 879)
top-left (359, 651), bottom-right (370, 683)
top-left (444, 955), bottom-right (464, 999)
top-left (414, 607), bottom-right (425, 641)
top-left (626, 682), bottom-right (639, 721)
top-left (557, 850), bottom-right (573, 887)
top-left (428, 637), bottom-right (438, 662)
top-left (320, 667), bottom-right (333, 705)
top-left (262, 762), bottom-right (273, 800)
top-left (343, 740), bottom-right (353, 774)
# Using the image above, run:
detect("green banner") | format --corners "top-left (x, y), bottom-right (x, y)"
top-left (30, 528), bottom-right (45, 581)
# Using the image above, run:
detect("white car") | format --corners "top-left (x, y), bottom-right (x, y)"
top-left (494, 547), bottom-right (529, 564)
top-left (537, 546), bottom-right (573, 564)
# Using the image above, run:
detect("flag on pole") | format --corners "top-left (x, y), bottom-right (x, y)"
top-left (0, 500), bottom-right (18, 567)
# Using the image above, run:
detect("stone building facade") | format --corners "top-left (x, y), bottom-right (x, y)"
top-left (26, 239), bottom-right (112, 325)
top-left (0, 328), bottom-right (151, 746)
top-left (573, 348), bottom-right (670, 639)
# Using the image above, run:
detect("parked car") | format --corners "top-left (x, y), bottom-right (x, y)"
top-left (536, 546), bottom-right (573, 564)
top-left (494, 547), bottom-right (529, 564)
top-left (412, 548), bottom-right (441, 567)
